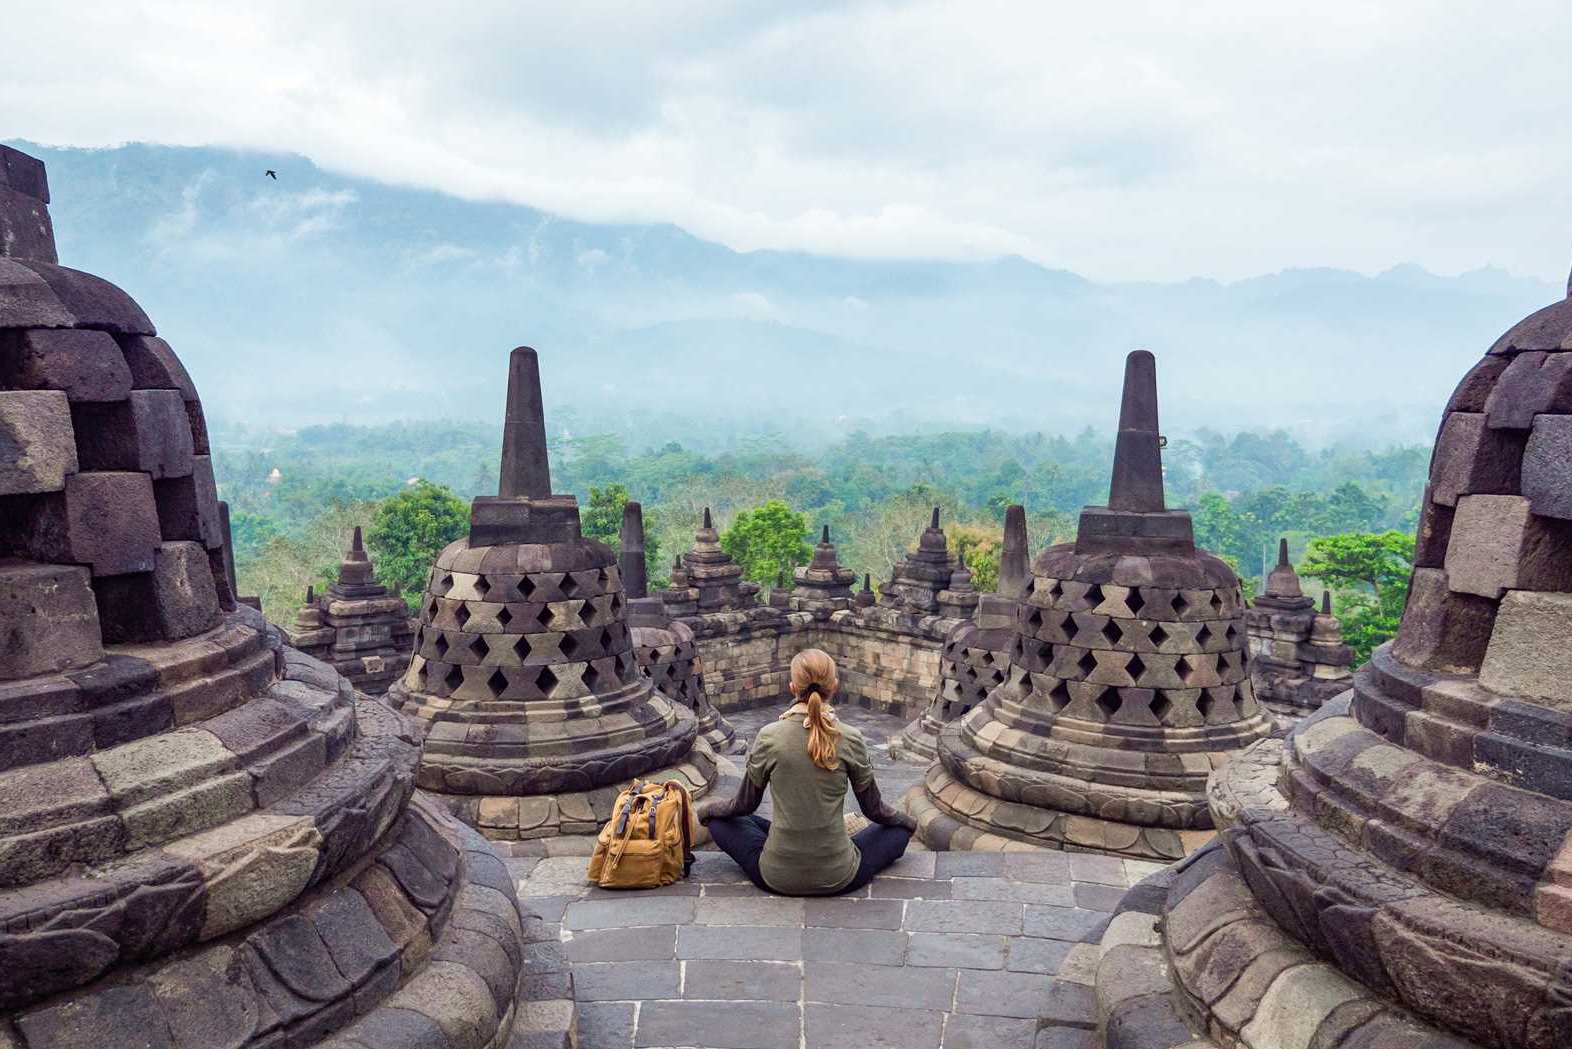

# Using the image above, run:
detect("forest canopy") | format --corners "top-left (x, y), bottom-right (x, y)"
top-left (220, 419), bottom-right (1429, 663)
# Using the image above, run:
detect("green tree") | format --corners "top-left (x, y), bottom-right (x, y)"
top-left (1300, 530), bottom-right (1415, 665)
top-left (580, 483), bottom-right (664, 586)
top-left (1217, 553), bottom-right (1258, 603)
top-left (366, 481), bottom-right (470, 610)
top-left (583, 484), bottom-right (632, 545)
top-left (720, 500), bottom-right (813, 585)
top-left (949, 523), bottom-right (1001, 593)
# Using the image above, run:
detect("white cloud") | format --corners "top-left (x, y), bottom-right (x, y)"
top-left (730, 291), bottom-right (779, 319)
top-left (4, 1), bottom-right (1572, 280)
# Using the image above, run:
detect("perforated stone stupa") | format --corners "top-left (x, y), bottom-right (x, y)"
top-left (620, 502), bottom-right (738, 753)
top-left (1083, 283), bottom-right (1572, 1049)
top-left (388, 347), bottom-right (716, 841)
top-left (892, 505), bottom-right (1030, 764)
top-left (1243, 538), bottom-right (1352, 722)
top-left (0, 145), bottom-right (570, 1049)
top-left (285, 525), bottom-right (416, 695)
top-left (905, 350), bottom-right (1271, 859)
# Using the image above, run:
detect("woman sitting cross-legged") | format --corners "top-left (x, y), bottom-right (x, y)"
top-left (696, 648), bottom-right (917, 896)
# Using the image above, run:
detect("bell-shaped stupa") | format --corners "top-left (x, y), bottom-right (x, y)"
top-left (1139, 278), bottom-right (1572, 1048)
top-left (905, 350), bottom-right (1271, 858)
top-left (389, 348), bottom-right (716, 841)
top-left (893, 505), bottom-right (1030, 764)
top-left (0, 145), bottom-right (570, 1049)
top-left (619, 502), bottom-right (739, 752)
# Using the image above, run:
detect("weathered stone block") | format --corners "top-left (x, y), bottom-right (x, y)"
top-left (1430, 413), bottom-right (1525, 506)
top-left (69, 390), bottom-right (193, 478)
top-left (0, 184), bottom-right (56, 263)
top-left (1484, 350), bottom-right (1572, 429)
top-left (0, 146), bottom-right (48, 201)
top-left (0, 390), bottom-right (76, 495)
top-left (1391, 568), bottom-right (1497, 674)
top-left (30, 471), bottom-right (161, 577)
top-left (1480, 590), bottom-right (1572, 706)
top-left (153, 456), bottom-right (221, 549)
top-left (11, 259), bottom-right (154, 335)
top-left (0, 328), bottom-right (131, 401)
top-left (128, 389), bottom-right (194, 479)
top-left (0, 257), bottom-right (73, 328)
top-left (95, 542), bottom-right (220, 643)
top-left (0, 560), bottom-right (102, 679)
top-left (1445, 495), bottom-right (1572, 598)
top-left (1411, 487), bottom-right (1453, 569)
top-left (1444, 355), bottom-right (1510, 414)
top-left (117, 335), bottom-right (197, 399)
top-left (1523, 413), bottom-right (1572, 520)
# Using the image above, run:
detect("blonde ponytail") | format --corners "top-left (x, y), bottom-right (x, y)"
top-left (791, 649), bottom-right (842, 771)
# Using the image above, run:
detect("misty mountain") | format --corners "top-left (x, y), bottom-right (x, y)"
top-left (9, 140), bottom-right (1559, 449)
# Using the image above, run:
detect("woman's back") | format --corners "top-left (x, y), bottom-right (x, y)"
top-left (749, 717), bottom-right (873, 895)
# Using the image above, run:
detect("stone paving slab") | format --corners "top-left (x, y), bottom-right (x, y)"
top-left (508, 705), bottom-right (1165, 1049)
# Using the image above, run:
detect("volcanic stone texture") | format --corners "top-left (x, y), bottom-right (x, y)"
top-left (891, 593), bottom-right (1016, 765)
top-left (1092, 289), bottom-right (1572, 1049)
top-left (287, 531), bottom-right (416, 696)
top-left (1243, 558), bottom-right (1353, 724)
top-left (907, 547), bottom-right (1270, 861)
top-left (0, 145), bottom-right (565, 1049)
top-left (880, 509), bottom-right (957, 615)
top-left (388, 535), bottom-right (717, 840)
top-left (627, 597), bottom-right (739, 754)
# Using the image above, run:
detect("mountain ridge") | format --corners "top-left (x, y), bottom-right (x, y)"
top-left (7, 139), bottom-right (1557, 448)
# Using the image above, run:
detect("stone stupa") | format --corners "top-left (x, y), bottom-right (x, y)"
top-left (388, 348), bottom-right (716, 841)
top-left (787, 526), bottom-right (857, 615)
top-left (620, 502), bottom-right (739, 753)
top-left (879, 507), bottom-right (956, 613)
top-left (285, 525), bottom-right (416, 695)
top-left (0, 145), bottom-right (571, 1049)
top-left (1243, 537), bottom-right (1353, 721)
top-left (1087, 271), bottom-right (1572, 1049)
top-left (905, 350), bottom-right (1272, 858)
top-left (893, 505), bottom-right (1030, 764)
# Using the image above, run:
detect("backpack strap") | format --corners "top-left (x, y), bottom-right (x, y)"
top-left (664, 779), bottom-right (696, 877)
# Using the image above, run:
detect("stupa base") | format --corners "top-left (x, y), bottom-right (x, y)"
top-left (6, 790), bottom-right (576, 1049)
top-left (889, 715), bottom-right (942, 765)
top-left (426, 740), bottom-right (720, 842)
top-left (696, 708), bottom-right (741, 754)
top-left (1085, 838), bottom-right (1477, 1049)
top-left (905, 765), bottom-right (1216, 861)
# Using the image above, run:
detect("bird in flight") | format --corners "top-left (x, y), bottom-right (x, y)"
top-left (264, 170), bottom-right (277, 180)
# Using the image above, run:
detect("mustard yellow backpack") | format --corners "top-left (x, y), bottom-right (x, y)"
top-left (587, 779), bottom-right (695, 889)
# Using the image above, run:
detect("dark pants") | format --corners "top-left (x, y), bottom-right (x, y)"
top-left (706, 814), bottom-right (913, 896)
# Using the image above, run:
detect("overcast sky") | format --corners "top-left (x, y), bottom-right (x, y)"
top-left (5, 1), bottom-right (1571, 282)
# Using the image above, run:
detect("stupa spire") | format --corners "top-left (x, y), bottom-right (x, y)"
top-left (497, 346), bottom-right (551, 499)
top-left (620, 500), bottom-right (647, 599)
top-left (999, 504), bottom-right (1030, 599)
top-left (1277, 537), bottom-right (1290, 567)
top-left (1107, 349), bottom-right (1165, 513)
top-left (930, 506), bottom-right (940, 530)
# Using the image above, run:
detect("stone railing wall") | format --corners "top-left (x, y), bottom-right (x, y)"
top-left (678, 605), bottom-right (958, 722)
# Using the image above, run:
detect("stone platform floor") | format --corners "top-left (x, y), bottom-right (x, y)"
top-left (503, 705), bottom-right (1168, 1049)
